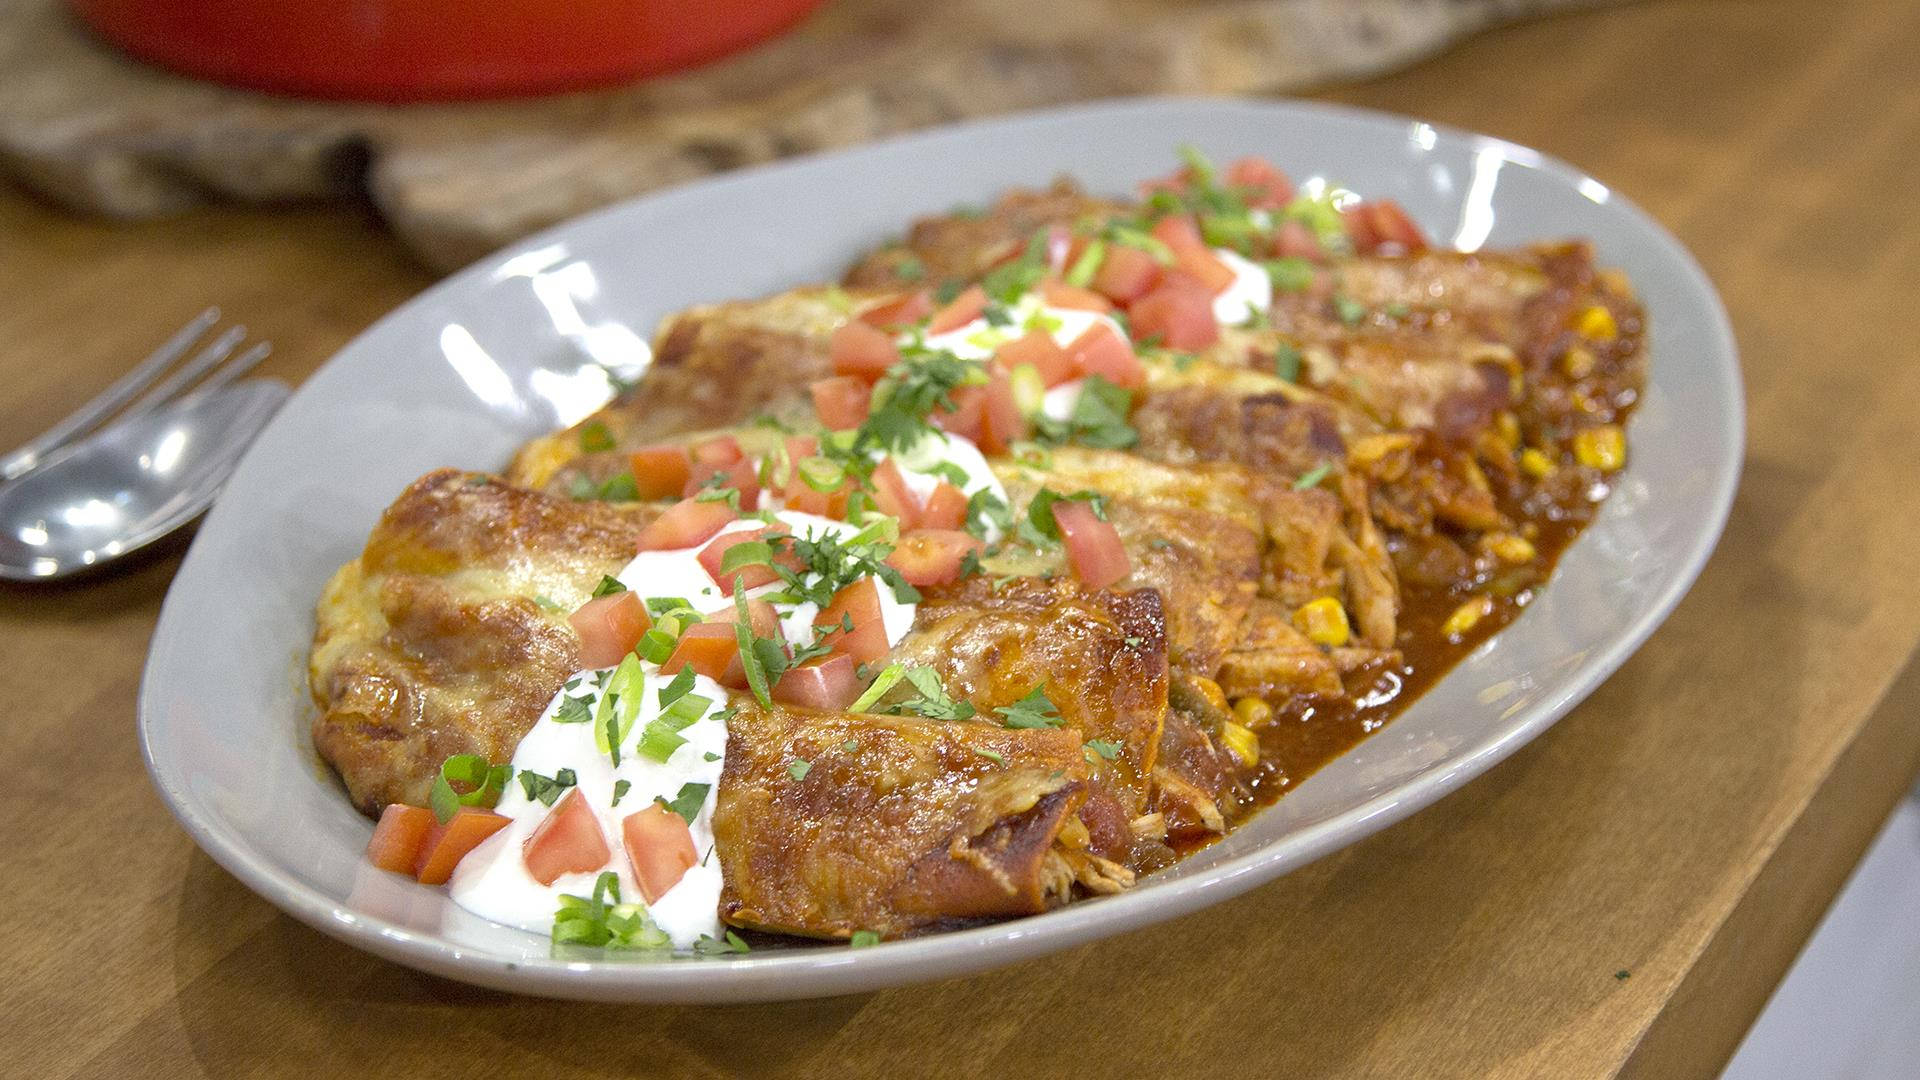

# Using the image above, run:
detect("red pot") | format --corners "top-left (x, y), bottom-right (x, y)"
top-left (69, 0), bottom-right (827, 103)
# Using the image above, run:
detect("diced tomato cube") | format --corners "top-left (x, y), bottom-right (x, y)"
top-left (1150, 214), bottom-right (1206, 254)
top-left (567, 591), bottom-right (652, 669)
top-left (867, 458), bottom-right (922, 527)
top-left (1147, 215), bottom-right (1235, 292)
top-left (1129, 278), bottom-right (1221, 352)
top-left (857, 290), bottom-right (933, 331)
top-left (660, 621), bottom-right (741, 681)
top-left (1341, 203), bottom-right (1380, 254)
top-left (830, 319), bottom-right (902, 381)
top-left (701, 596), bottom-right (783, 640)
top-left (1092, 244), bottom-right (1163, 303)
top-left (690, 436), bottom-right (743, 467)
top-left (1066, 322), bottom-right (1146, 388)
top-left (1225, 157), bottom-right (1296, 209)
top-left (697, 525), bottom-right (800, 595)
top-left (1272, 220), bottom-right (1326, 262)
top-left (811, 376), bottom-right (872, 430)
top-left (627, 445), bottom-right (692, 501)
top-left (994, 331), bottom-right (1076, 387)
top-left (784, 434), bottom-right (820, 462)
top-left (815, 578), bottom-right (890, 664)
top-left (886, 529), bottom-right (985, 587)
top-left (1174, 247), bottom-right (1236, 294)
top-left (978, 368), bottom-right (1028, 455)
top-left (929, 384), bottom-right (986, 443)
top-left (1038, 280), bottom-right (1113, 313)
top-left (622, 803), bottom-right (699, 904)
top-left (1361, 199), bottom-right (1427, 254)
top-left (928, 285), bottom-right (988, 335)
top-left (522, 788), bottom-right (611, 887)
top-left (784, 472), bottom-right (853, 519)
top-left (413, 808), bottom-right (511, 885)
top-left (636, 497), bottom-right (737, 552)
top-left (772, 653), bottom-right (861, 711)
top-left (682, 458), bottom-right (760, 508)
top-left (918, 482), bottom-right (970, 531)
top-left (1053, 500), bottom-right (1131, 589)
top-left (366, 804), bottom-right (435, 875)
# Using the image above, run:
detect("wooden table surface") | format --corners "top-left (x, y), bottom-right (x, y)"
top-left (5, 0), bottom-right (1918, 1076)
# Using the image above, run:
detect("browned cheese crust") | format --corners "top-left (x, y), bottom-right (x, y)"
top-left (309, 470), bottom-right (659, 813)
top-left (714, 707), bottom-right (1094, 939)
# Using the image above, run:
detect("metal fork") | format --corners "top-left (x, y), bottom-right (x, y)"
top-left (1, 308), bottom-right (272, 483)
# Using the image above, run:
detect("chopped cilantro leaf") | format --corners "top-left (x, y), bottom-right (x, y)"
top-left (1085, 738), bottom-right (1123, 760)
top-left (517, 767), bottom-right (578, 807)
top-left (591, 574), bottom-right (627, 598)
top-left (554, 695), bottom-right (593, 724)
top-left (695, 930), bottom-right (752, 956)
top-left (1273, 342), bottom-right (1302, 383)
top-left (664, 781), bottom-right (711, 825)
top-left (849, 930), bottom-right (881, 948)
top-left (788, 758), bottom-right (812, 782)
top-left (995, 684), bottom-right (1062, 729)
top-left (611, 779), bottom-right (631, 807)
top-left (895, 666), bottom-right (977, 721)
top-left (1025, 489), bottom-right (1108, 543)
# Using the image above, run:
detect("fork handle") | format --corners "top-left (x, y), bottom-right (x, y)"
top-left (0, 308), bottom-right (220, 482)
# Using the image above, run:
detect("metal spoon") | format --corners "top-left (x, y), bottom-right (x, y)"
top-left (0, 380), bottom-right (289, 581)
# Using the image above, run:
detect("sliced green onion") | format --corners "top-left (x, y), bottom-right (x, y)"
top-left (849, 663), bottom-right (908, 713)
top-left (1293, 463), bottom-right (1332, 491)
top-left (1065, 238), bottom-right (1106, 287)
top-left (429, 754), bottom-right (511, 823)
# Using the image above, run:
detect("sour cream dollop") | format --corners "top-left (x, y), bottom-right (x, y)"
top-left (1210, 247), bottom-right (1273, 327)
top-left (448, 510), bottom-right (920, 948)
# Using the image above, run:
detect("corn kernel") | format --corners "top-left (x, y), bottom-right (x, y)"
top-left (1442, 594), bottom-right (1494, 638)
top-left (1463, 457), bottom-right (1492, 493)
top-left (1573, 425), bottom-right (1627, 471)
top-left (1519, 448), bottom-right (1557, 479)
top-left (1219, 721), bottom-right (1260, 767)
top-left (1495, 411), bottom-right (1521, 450)
top-left (1485, 533), bottom-right (1537, 564)
top-left (1192, 676), bottom-right (1228, 714)
top-left (1293, 597), bottom-right (1351, 647)
top-left (1576, 305), bottom-right (1617, 342)
top-left (1561, 345), bottom-right (1597, 379)
top-left (1348, 433), bottom-right (1414, 467)
top-left (1233, 696), bottom-right (1274, 729)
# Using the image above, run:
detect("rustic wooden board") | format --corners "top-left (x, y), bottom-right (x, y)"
top-left (3, 0), bottom-right (1919, 1077)
top-left (0, 0), bottom-right (1607, 270)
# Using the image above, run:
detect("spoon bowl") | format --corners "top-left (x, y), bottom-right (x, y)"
top-left (0, 381), bottom-right (288, 580)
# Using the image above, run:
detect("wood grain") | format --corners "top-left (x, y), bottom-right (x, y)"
top-left (0, 0), bottom-right (1613, 271)
top-left (4, 0), bottom-right (1919, 1076)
